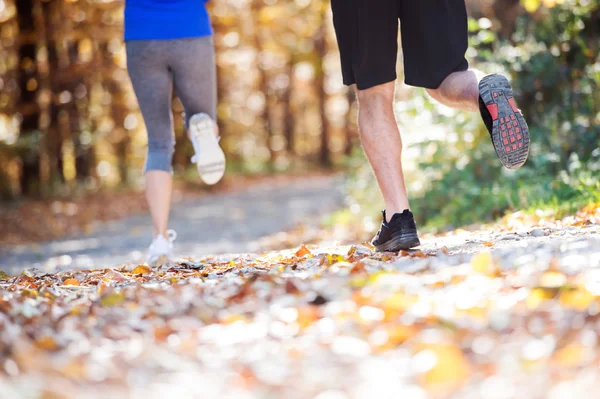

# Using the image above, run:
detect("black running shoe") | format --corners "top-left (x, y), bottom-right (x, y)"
top-left (479, 74), bottom-right (530, 169)
top-left (372, 210), bottom-right (421, 252)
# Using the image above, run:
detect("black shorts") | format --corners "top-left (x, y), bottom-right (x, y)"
top-left (331, 0), bottom-right (470, 90)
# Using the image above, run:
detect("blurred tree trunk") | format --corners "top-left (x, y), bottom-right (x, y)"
top-left (283, 60), bottom-right (295, 158)
top-left (251, 0), bottom-right (276, 168)
top-left (16, 0), bottom-right (43, 196)
top-left (493, 0), bottom-right (522, 40)
top-left (315, 1), bottom-right (331, 168)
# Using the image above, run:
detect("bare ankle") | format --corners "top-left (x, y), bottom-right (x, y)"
top-left (384, 207), bottom-right (410, 222)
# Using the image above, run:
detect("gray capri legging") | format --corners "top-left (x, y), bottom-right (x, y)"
top-left (126, 36), bottom-right (217, 173)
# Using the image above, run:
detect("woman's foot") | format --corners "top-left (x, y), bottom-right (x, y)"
top-left (147, 230), bottom-right (177, 266)
top-left (189, 113), bottom-right (226, 185)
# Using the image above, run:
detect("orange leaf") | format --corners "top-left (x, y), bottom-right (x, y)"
top-left (483, 241), bottom-right (495, 247)
top-left (63, 278), bottom-right (80, 286)
top-left (350, 262), bottom-right (367, 276)
top-left (295, 245), bottom-right (312, 257)
top-left (35, 336), bottom-right (59, 351)
top-left (132, 265), bottom-right (152, 275)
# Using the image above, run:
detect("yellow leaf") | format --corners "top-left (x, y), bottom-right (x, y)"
top-left (526, 287), bottom-right (556, 309)
top-left (0, 270), bottom-right (9, 280)
top-left (100, 291), bottom-right (125, 307)
top-left (417, 343), bottom-right (471, 391)
top-left (347, 246), bottom-right (357, 257)
top-left (381, 292), bottom-right (416, 314)
top-left (63, 278), bottom-right (79, 286)
top-left (471, 252), bottom-right (496, 275)
top-left (552, 343), bottom-right (584, 367)
top-left (560, 287), bottom-right (594, 311)
top-left (131, 265), bottom-right (152, 275)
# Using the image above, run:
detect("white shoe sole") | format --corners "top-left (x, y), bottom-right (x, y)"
top-left (189, 113), bottom-right (226, 185)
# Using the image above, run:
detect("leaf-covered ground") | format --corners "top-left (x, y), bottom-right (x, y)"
top-left (1, 204), bottom-right (599, 399)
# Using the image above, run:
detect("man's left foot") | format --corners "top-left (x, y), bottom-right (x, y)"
top-left (479, 74), bottom-right (530, 169)
top-left (372, 210), bottom-right (421, 252)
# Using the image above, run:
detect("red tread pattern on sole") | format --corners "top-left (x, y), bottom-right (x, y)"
top-left (487, 104), bottom-right (499, 121)
top-left (508, 97), bottom-right (520, 113)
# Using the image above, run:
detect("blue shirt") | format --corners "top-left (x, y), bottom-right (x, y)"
top-left (124, 0), bottom-right (213, 41)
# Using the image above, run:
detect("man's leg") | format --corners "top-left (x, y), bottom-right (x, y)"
top-left (399, 0), bottom-right (530, 169)
top-left (425, 69), bottom-right (483, 112)
top-left (356, 82), bottom-right (410, 220)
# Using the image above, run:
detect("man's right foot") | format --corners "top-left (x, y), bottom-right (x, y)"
top-left (372, 210), bottom-right (421, 252)
top-left (479, 74), bottom-right (530, 169)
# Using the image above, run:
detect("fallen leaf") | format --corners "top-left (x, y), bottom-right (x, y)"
top-left (63, 278), bottom-right (80, 286)
top-left (35, 336), bottom-right (59, 351)
top-left (295, 245), bottom-right (312, 257)
top-left (526, 287), bottom-right (556, 309)
top-left (104, 269), bottom-right (129, 283)
top-left (483, 241), bottom-right (495, 247)
top-left (471, 252), bottom-right (497, 276)
top-left (100, 291), bottom-right (125, 307)
top-left (559, 287), bottom-right (594, 310)
top-left (285, 280), bottom-right (300, 295)
top-left (552, 343), bottom-right (584, 367)
top-left (417, 343), bottom-right (471, 392)
top-left (350, 262), bottom-right (367, 276)
top-left (131, 265), bottom-right (152, 275)
top-left (0, 270), bottom-right (9, 280)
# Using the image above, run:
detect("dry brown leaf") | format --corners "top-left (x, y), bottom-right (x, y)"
top-left (285, 280), bottom-right (300, 295)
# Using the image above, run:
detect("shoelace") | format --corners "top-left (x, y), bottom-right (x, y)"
top-left (191, 136), bottom-right (222, 164)
top-left (166, 230), bottom-right (177, 244)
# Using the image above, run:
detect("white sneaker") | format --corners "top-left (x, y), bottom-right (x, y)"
top-left (147, 230), bottom-right (177, 265)
top-left (189, 113), bottom-right (226, 185)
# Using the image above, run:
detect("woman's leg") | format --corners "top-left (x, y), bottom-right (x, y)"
top-left (126, 40), bottom-right (175, 238)
top-left (169, 36), bottom-right (217, 129)
top-left (169, 37), bottom-right (224, 184)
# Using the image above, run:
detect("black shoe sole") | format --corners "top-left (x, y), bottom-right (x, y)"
top-left (374, 234), bottom-right (421, 253)
top-left (479, 74), bottom-right (530, 169)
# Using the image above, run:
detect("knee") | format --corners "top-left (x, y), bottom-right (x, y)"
top-left (357, 84), bottom-right (395, 123)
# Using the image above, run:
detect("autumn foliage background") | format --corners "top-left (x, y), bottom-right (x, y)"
top-left (0, 0), bottom-right (599, 231)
